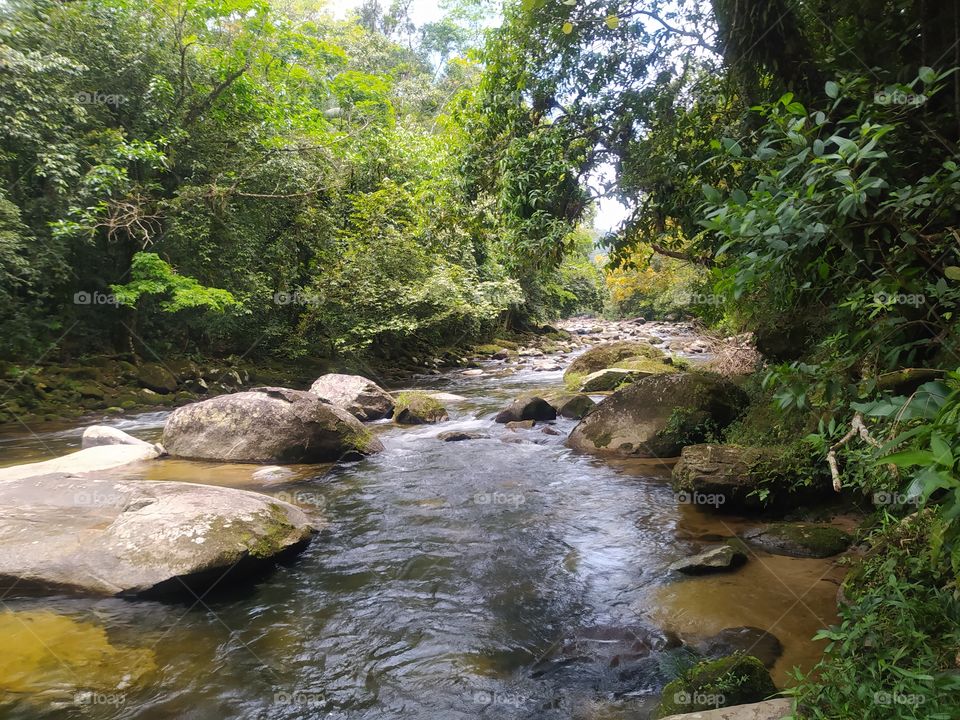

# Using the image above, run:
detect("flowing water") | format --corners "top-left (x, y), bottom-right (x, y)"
top-left (0, 347), bottom-right (844, 720)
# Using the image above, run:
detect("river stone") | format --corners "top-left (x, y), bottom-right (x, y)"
top-left (162, 387), bottom-right (383, 463)
top-left (495, 396), bottom-right (557, 423)
top-left (672, 444), bottom-right (786, 512)
top-left (136, 363), bottom-right (178, 394)
top-left (81, 425), bottom-right (158, 450)
top-left (506, 420), bottom-right (536, 430)
top-left (655, 654), bottom-right (777, 719)
top-left (742, 523), bottom-right (853, 558)
top-left (658, 699), bottom-right (792, 720)
top-left (393, 391), bottom-right (449, 424)
top-left (668, 545), bottom-right (747, 574)
top-left (542, 391), bottom-right (595, 419)
top-left (696, 627), bottom-right (783, 669)
top-left (0, 473), bottom-right (315, 597)
top-left (564, 341), bottom-right (665, 379)
top-left (437, 430), bottom-right (487, 442)
top-left (308, 373), bottom-right (395, 421)
top-left (567, 373), bottom-right (747, 457)
top-left (0, 445), bottom-right (162, 482)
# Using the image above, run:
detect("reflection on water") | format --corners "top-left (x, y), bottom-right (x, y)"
top-left (0, 359), bottom-right (843, 719)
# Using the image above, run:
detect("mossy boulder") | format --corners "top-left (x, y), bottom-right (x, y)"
top-left (564, 341), bottom-right (665, 380)
top-left (163, 386), bottom-right (383, 462)
top-left (742, 523), bottom-right (853, 558)
top-left (393, 391), bottom-right (449, 424)
top-left (672, 443), bottom-right (827, 513)
top-left (654, 653), bottom-right (777, 718)
top-left (567, 373), bottom-right (748, 457)
top-left (136, 363), bottom-right (178, 394)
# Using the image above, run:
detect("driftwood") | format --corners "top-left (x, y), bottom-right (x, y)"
top-left (827, 412), bottom-right (882, 492)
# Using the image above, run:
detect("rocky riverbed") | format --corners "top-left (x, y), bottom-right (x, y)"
top-left (0, 319), bottom-right (854, 719)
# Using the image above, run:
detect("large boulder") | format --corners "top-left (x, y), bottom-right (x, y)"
top-left (0, 473), bottom-right (315, 597)
top-left (541, 391), bottom-right (596, 419)
top-left (671, 444), bottom-right (826, 512)
top-left (655, 654), bottom-right (777, 719)
top-left (495, 396), bottom-right (557, 423)
top-left (564, 340), bottom-right (665, 380)
top-left (567, 373), bottom-right (747, 457)
top-left (393, 391), bottom-right (449, 424)
top-left (162, 387), bottom-right (383, 463)
top-left (308, 373), bottom-right (395, 421)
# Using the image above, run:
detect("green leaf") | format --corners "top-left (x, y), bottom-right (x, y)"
top-left (604, 15), bottom-right (619, 29)
top-left (944, 266), bottom-right (960, 281)
top-left (825, 81), bottom-right (839, 98)
top-left (562, 21), bottom-right (574, 34)
top-left (919, 66), bottom-right (936, 84)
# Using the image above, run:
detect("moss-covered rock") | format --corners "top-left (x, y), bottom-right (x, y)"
top-left (495, 396), bottom-right (557, 423)
top-left (137, 363), bottom-right (178, 394)
top-left (564, 341), bottom-right (665, 379)
top-left (654, 653), bottom-right (777, 718)
top-left (393, 391), bottom-right (449, 424)
top-left (541, 391), bottom-right (596, 419)
top-left (672, 443), bottom-right (828, 512)
top-left (742, 523), bottom-right (853, 558)
top-left (567, 373), bottom-right (748, 457)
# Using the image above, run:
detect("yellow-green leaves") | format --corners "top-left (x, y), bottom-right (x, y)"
top-left (562, 22), bottom-right (574, 35)
top-left (605, 15), bottom-right (619, 30)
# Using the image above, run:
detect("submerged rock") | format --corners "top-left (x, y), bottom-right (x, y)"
top-left (655, 654), bottom-right (777, 718)
top-left (0, 474), bottom-right (315, 597)
top-left (162, 387), bottom-right (383, 463)
top-left (393, 391), bottom-right (449, 424)
top-left (0, 444), bottom-right (162, 482)
top-left (668, 545), bottom-right (747, 575)
top-left (567, 373), bottom-right (747, 457)
top-left (742, 523), bottom-right (853, 558)
top-left (696, 627), bottom-right (783, 669)
top-left (495, 396), bottom-right (557, 423)
top-left (437, 430), bottom-right (487, 442)
top-left (308, 373), bottom-right (395, 421)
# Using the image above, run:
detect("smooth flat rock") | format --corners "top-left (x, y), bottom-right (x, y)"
top-left (0, 445), bottom-right (161, 482)
top-left (81, 425), bottom-right (159, 450)
top-left (659, 699), bottom-right (792, 720)
top-left (668, 545), bottom-right (747, 574)
top-left (0, 473), bottom-right (315, 597)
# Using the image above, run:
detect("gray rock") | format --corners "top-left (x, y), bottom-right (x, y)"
top-left (697, 627), bottom-right (783, 669)
top-left (0, 445), bottom-right (162, 482)
top-left (162, 387), bottom-right (383, 463)
top-left (437, 431), bottom-right (487, 442)
top-left (81, 425), bottom-right (157, 451)
top-left (495, 396), bottom-right (557, 423)
top-left (578, 367), bottom-right (640, 391)
top-left (742, 523), bottom-right (853, 558)
top-left (542, 391), bottom-right (596, 419)
top-left (308, 373), bottom-right (395, 421)
top-left (567, 373), bottom-right (747, 457)
top-left (137, 363), bottom-right (178, 394)
top-left (0, 473), bottom-right (315, 597)
top-left (658, 699), bottom-right (792, 720)
top-left (668, 545), bottom-right (747, 574)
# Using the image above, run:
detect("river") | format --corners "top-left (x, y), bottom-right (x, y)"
top-left (0, 335), bottom-right (843, 719)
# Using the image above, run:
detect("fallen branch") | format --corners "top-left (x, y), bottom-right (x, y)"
top-left (826, 412), bottom-right (882, 492)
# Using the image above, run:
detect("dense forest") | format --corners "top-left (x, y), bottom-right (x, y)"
top-left (2, 0), bottom-right (960, 718)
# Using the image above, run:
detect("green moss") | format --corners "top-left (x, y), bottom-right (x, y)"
top-left (753, 523), bottom-right (853, 558)
top-left (613, 357), bottom-right (678, 375)
top-left (246, 504), bottom-right (301, 559)
top-left (565, 341), bottom-right (665, 379)
top-left (393, 391), bottom-right (448, 424)
top-left (493, 338), bottom-right (519, 350)
top-left (472, 344), bottom-right (504, 356)
top-left (655, 653), bottom-right (777, 718)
